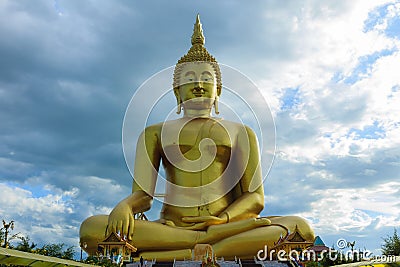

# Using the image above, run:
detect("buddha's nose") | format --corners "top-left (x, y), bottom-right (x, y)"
top-left (194, 80), bottom-right (204, 88)
top-left (193, 86), bottom-right (204, 94)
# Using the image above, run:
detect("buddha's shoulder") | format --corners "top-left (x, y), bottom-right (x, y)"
top-left (143, 119), bottom-right (185, 130)
top-left (141, 120), bottom-right (186, 134)
top-left (217, 119), bottom-right (256, 134)
top-left (141, 119), bottom-right (255, 135)
top-left (141, 122), bottom-right (163, 136)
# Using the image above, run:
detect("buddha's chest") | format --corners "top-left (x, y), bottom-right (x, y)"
top-left (160, 119), bottom-right (234, 164)
top-left (160, 119), bottom-right (233, 147)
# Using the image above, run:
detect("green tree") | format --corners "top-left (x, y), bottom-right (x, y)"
top-left (0, 220), bottom-right (20, 248)
top-left (382, 228), bottom-right (400, 256)
top-left (34, 243), bottom-right (75, 260)
top-left (84, 255), bottom-right (120, 267)
top-left (0, 228), bottom-right (4, 246)
top-left (14, 236), bottom-right (37, 252)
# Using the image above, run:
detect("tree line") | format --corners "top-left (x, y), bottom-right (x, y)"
top-left (1, 225), bottom-right (119, 266)
top-left (382, 228), bottom-right (400, 256)
top-left (1, 234), bottom-right (75, 260)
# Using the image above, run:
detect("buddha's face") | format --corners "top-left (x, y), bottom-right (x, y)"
top-left (178, 62), bottom-right (217, 111)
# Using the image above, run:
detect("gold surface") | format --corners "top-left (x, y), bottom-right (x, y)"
top-left (79, 15), bottom-right (314, 260)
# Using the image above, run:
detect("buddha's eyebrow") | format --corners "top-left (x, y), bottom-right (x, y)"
top-left (201, 71), bottom-right (212, 76)
top-left (184, 71), bottom-right (196, 76)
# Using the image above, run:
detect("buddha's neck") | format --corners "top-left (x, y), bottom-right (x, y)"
top-left (183, 108), bottom-right (212, 118)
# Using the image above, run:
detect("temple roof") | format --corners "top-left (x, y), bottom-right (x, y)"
top-left (306, 236), bottom-right (330, 253)
top-left (98, 232), bottom-right (137, 252)
top-left (287, 230), bottom-right (307, 242)
top-left (313, 236), bottom-right (325, 246)
top-left (102, 232), bottom-right (123, 243)
top-left (273, 225), bottom-right (313, 247)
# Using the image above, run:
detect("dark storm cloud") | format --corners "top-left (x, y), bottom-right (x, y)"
top-left (0, 0), bottom-right (295, 189)
top-left (323, 147), bottom-right (400, 188)
top-left (0, 1), bottom-right (191, 188)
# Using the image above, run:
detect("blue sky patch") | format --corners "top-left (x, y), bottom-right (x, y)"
top-left (281, 87), bottom-right (301, 111)
top-left (385, 14), bottom-right (400, 39)
top-left (4, 181), bottom-right (53, 198)
top-left (358, 209), bottom-right (388, 218)
top-left (344, 49), bottom-right (395, 85)
top-left (349, 121), bottom-right (386, 140)
top-left (364, 3), bottom-right (390, 32)
top-left (331, 71), bottom-right (344, 83)
top-left (364, 2), bottom-right (400, 40)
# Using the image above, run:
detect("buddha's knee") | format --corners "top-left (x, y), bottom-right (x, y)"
top-left (79, 215), bottom-right (108, 255)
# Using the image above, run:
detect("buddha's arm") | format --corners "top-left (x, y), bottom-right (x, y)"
top-left (107, 126), bottom-right (161, 238)
top-left (132, 125), bottom-right (161, 198)
top-left (220, 126), bottom-right (264, 222)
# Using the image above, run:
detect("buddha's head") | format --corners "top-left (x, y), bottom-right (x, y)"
top-left (173, 15), bottom-right (222, 115)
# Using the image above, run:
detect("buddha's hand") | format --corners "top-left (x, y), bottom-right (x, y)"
top-left (181, 215), bottom-right (228, 230)
top-left (107, 200), bottom-right (135, 240)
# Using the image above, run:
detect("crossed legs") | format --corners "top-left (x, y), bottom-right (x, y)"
top-left (79, 215), bottom-right (314, 260)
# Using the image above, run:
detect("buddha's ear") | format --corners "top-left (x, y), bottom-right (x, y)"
top-left (174, 88), bottom-right (182, 114)
top-left (214, 95), bottom-right (220, 115)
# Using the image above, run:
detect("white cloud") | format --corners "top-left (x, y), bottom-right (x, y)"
top-left (0, 174), bottom-right (129, 248)
top-left (301, 181), bottom-right (400, 234)
top-left (307, 170), bottom-right (336, 181)
top-left (255, 0), bottom-right (400, 167)
top-left (0, 182), bottom-right (74, 217)
top-left (0, 182), bottom-right (77, 246)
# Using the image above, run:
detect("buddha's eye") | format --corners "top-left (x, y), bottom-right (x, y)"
top-left (202, 76), bottom-right (213, 82)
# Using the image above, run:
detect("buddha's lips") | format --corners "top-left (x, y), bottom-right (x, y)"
top-left (192, 87), bottom-right (205, 96)
top-left (193, 93), bottom-right (204, 97)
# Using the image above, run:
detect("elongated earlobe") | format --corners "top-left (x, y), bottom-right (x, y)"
top-left (175, 91), bottom-right (182, 114)
top-left (214, 96), bottom-right (219, 114)
top-left (176, 102), bottom-right (182, 114)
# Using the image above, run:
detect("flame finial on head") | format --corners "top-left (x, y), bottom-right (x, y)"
top-left (176, 14), bottom-right (217, 64)
top-left (191, 14), bottom-right (205, 45)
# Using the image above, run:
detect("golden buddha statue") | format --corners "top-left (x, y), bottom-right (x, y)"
top-left (79, 15), bottom-right (314, 261)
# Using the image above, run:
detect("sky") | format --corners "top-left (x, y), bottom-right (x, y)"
top-left (1, 0), bottom-right (400, 259)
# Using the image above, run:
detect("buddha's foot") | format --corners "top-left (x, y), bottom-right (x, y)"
top-left (198, 217), bottom-right (271, 244)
